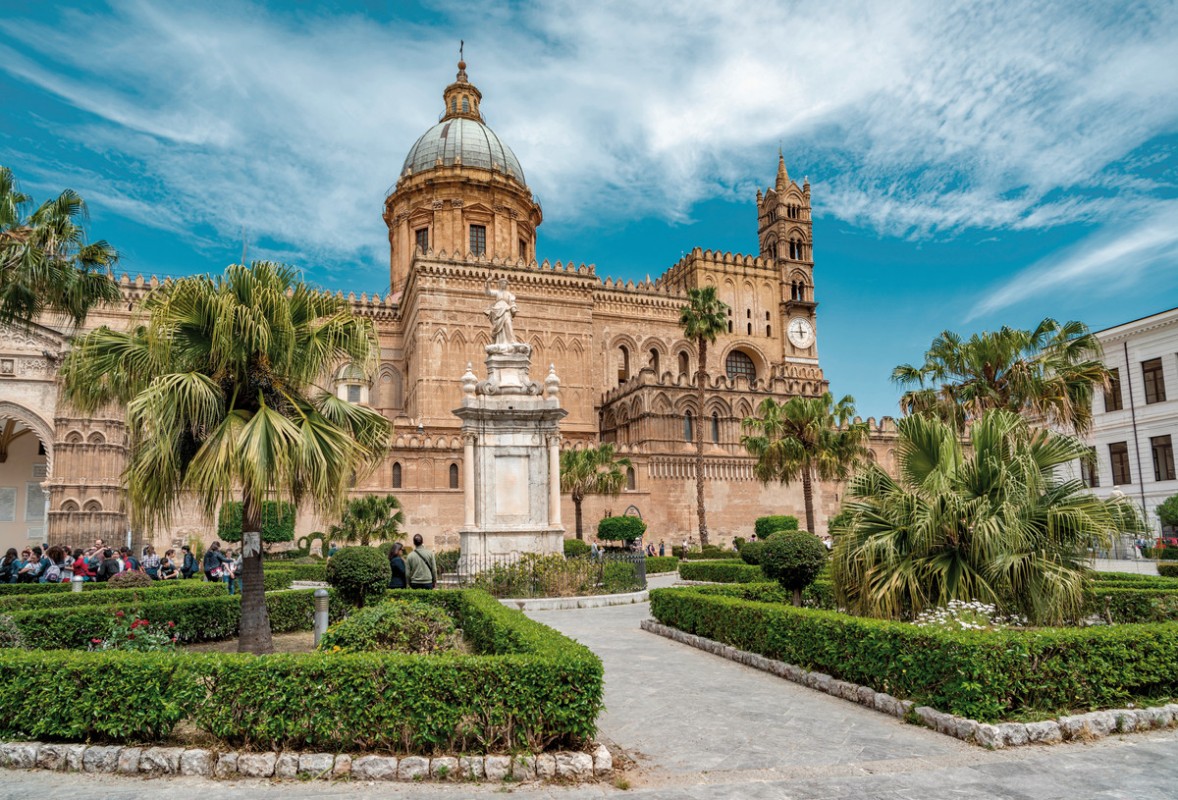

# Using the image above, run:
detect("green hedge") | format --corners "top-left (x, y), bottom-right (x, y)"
top-left (650, 586), bottom-right (1178, 721)
top-left (678, 560), bottom-right (763, 583)
top-left (1095, 571), bottom-right (1178, 585)
top-left (0, 582), bottom-right (226, 612)
top-left (0, 590), bottom-right (602, 753)
top-left (682, 580), bottom-right (835, 610)
top-left (1157, 563), bottom-right (1178, 578)
top-left (6, 588), bottom-right (346, 650)
top-left (645, 556), bottom-right (679, 574)
top-left (265, 563), bottom-right (327, 582)
top-left (1089, 587), bottom-right (1178, 623)
top-left (680, 548), bottom-right (738, 561)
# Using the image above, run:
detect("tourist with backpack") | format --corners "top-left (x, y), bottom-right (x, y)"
top-left (96, 549), bottom-right (121, 582)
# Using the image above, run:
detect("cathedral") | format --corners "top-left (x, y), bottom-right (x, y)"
top-left (0, 59), bottom-right (899, 553)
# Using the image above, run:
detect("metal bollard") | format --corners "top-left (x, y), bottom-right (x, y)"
top-left (72, 574), bottom-right (85, 593)
top-left (313, 588), bottom-right (330, 645)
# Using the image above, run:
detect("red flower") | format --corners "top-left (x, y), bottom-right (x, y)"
top-left (128, 633), bottom-right (135, 640)
top-left (115, 611), bottom-right (125, 618)
top-left (167, 621), bottom-right (175, 628)
top-left (90, 638), bottom-right (101, 644)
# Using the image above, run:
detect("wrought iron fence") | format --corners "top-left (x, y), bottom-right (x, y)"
top-left (440, 550), bottom-right (646, 598)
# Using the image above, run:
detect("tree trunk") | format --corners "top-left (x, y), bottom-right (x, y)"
top-left (574, 495), bottom-right (584, 540)
top-left (696, 337), bottom-right (709, 548)
top-left (793, 587), bottom-right (802, 607)
top-left (237, 492), bottom-right (274, 655)
top-left (802, 467), bottom-right (816, 535)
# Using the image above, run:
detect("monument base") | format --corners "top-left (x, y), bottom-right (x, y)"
top-left (458, 527), bottom-right (564, 564)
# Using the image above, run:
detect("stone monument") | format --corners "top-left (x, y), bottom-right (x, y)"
top-left (453, 278), bottom-right (567, 564)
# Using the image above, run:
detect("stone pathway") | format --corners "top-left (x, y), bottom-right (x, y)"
top-left (4, 572), bottom-right (1178, 798)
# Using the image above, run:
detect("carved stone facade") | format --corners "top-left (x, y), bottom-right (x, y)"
top-left (0, 60), bottom-right (900, 554)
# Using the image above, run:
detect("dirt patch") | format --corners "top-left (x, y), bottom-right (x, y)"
top-left (184, 630), bottom-right (317, 654)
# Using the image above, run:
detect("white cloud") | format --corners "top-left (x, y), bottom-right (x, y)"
top-left (967, 200), bottom-right (1178, 320)
top-left (0, 0), bottom-right (1176, 279)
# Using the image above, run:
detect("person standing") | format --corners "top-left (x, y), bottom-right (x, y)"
top-left (388, 542), bottom-right (408, 589)
top-left (659, 540), bottom-right (665, 557)
top-left (180, 545), bottom-right (198, 579)
top-left (203, 541), bottom-right (232, 588)
top-left (405, 534), bottom-right (436, 590)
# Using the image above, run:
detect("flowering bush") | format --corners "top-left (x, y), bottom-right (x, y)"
top-left (912, 599), bottom-right (1026, 631)
top-left (89, 610), bottom-right (178, 652)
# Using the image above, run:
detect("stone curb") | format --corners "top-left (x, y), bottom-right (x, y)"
top-left (0, 742), bottom-right (612, 782)
top-left (640, 619), bottom-right (1178, 749)
top-left (499, 590), bottom-right (649, 611)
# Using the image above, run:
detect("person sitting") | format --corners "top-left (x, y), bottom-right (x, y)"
top-left (16, 547), bottom-right (42, 583)
top-left (0, 548), bottom-right (19, 584)
top-left (180, 545), bottom-right (198, 579)
top-left (118, 547), bottom-right (141, 573)
top-left (157, 554), bottom-right (179, 580)
top-left (141, 545), bottom-right (161, 579)
top-left (388, 542), bottom-right (407, 589)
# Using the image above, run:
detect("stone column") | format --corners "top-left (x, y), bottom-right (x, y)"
top-left (463, 432), bottom-right (476, 528)
top-left (548, 435), bottom-right (561, 527)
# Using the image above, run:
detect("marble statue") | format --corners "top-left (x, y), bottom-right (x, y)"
top-left (485, 278), bottom-right (518, 346)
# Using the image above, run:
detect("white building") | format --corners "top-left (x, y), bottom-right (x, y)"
top-left (1085, 306), bottom-right (1178, 539)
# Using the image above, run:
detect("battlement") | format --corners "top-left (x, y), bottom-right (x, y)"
top-left (654, 247), bottom-right (778, 290)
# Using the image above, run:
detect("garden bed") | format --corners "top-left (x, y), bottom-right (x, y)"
top-left (650, 585), bottom-right (1178, 722)
top-left (0, 590), bottom-right (603, 754)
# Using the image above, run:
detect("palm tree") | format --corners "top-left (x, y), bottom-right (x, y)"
top-left (59, 262), bottom-right (393, 654)
top-left (741, 392), bottom-right (869, 535)
top-left (560, 443), bottom-right (631, 541)
top-left (329, 494), bottom-right (404, 547)
top-left (832, 410), bottom-right (1142, 625)
top-left (0, 165), bottom-right (120, 328)
top-left (892, 318), bottom-right (1109, 434)
top-left (679, 286), bottom-right (729, 547)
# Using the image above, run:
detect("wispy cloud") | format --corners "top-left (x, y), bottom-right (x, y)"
top-left (0, 0), bottom-right (1176, 280)
top-left (967, 200), bottom-right (1178, 320)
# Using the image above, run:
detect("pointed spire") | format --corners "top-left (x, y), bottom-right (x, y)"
top-left (776, 150), bottom-right (789, 190)
top-left (456, 40), bottom-right (467, 82)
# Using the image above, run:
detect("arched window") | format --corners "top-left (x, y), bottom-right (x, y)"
top-left (711, 412), bottom-right (720, 443)
top-left (449, 463), bottom-right (460, 489)
top-left (726, 351), bottom-right (757, 382)
top-left (747, 323), bottom-right (752, 335)
top-left (87, 431), bottom-right (105, 444)
top-left (649, 348), bottom-right (660, 375)
top-left (60, 500), bottom-right (79, 512)
top-left (617, 346), bottom-right (630, 384)
top-left (684, 412), bottom-right (694, 442)
top-left (83, 499), bottom-right (102, 512)
top-left (678, 351), bottom-right (690, 377)
top-left (766, 325), bottom-right (772, 337)
top-left (626, 466), bottom-right (636, 491)
top-left (450, 97), bottom-right (457, 113)
top-left (392, 462), bottom-right (402, 489)
top-left (461, 96), bottom-right (470, 113)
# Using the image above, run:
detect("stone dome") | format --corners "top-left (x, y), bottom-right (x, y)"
top-left (400, 117), bottom-right (526, 185)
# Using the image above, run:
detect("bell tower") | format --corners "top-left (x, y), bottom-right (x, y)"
top-left (757, 154), bottom-right (818, 362)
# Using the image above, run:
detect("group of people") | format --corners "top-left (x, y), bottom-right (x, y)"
top-left (0, 538), bottom-right (219, 586)
top-left (386, 534), bottom-right (437, 590)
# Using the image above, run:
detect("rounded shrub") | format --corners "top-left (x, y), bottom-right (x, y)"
top-left (107, 571), bottom-right (153, 589)
top-left (326, 547), bottom-right (391, 607)
top-left (563, 539), bottom-right (591, 559)
top-left (597, 516), bottom-right (647, 544)
top-left (759, 531), bottom-right (828, 606)
top-left (754, 515), bottom-right (799, 539)
top-left (739, 540), bottom-right (765, 565)
top-left (319, 600), bottom-right (460, 654)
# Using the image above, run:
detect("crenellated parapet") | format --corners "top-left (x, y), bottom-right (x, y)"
top-left (654, 247), bottom-right (779, 291)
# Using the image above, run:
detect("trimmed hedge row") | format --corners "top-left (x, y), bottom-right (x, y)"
top-left (645, 556), bottom-right (679, 574)
top-left (678, 580), bottom-right (835, 610)
top-left (0, 582), bottom-right (226, 612)
top-left (1157, 563), bottom-right (1178, 578)
top-left (266, 563), bottom-right (327, 582)
top-left (650, 586), bottom-right (1178, 721)
top-left (6, 588), bottom-right (347, 650)
top-left (680, 549), bottom-right (740, 561)
top-left (0, 590), bottom-right (603, 753)
top-left (678, 560), bottom-right (762, 583)
top-left (1095, 571), bottom-right (1178, 585)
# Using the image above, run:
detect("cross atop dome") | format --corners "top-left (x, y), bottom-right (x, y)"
top-left (442, 43), bottom-right (484, 122)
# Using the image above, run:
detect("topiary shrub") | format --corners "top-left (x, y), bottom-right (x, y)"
top-left (739, 540), bottom-right (765, 565)
top-left (759, 531), bottom-right (828, 606)
top-left (217, 500), bottom-right (296, 546)
top-left (754, 515), bottom-right (799, 539)
top-left (564, 539), bottom-right (591, 559)
top-left (326, 547), bottom-right (391, 607)
top-left (107, 571), bottom-right (153, 589)
top-left (597, 515), bottom-right (647, 544)
top-left (319, 600), bottom-right (460, 654)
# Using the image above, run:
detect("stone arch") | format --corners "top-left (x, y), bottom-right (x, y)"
top-left (720, 343), bottom-right (770, 384)
top-left (87, 431), bottom-right (105, 445)
top-left (735, 397), bottom-right (755, 420)
top-left (0, 401), bottom-right (55, 477)
top-left (65, 431), bottom-right (83, 444)
top-left (60, 499), bottom-right (79, 512)
top-left (652, 392), bottom-right (673, 414)
top-left (82, 499), bottom-right (103, 512)
top-left (378, 364), bottom-right (403, 410)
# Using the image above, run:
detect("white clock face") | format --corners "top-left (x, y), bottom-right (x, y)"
top-left (787, 317), bottom-right (814, 348)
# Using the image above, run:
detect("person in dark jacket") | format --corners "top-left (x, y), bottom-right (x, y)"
top-left (203, 541), bottom-right (232, 587)
top-left (388, 542), bottom-right (407, 589)
top-left (0, 548), bottom-right (18, 584)
top-left (180, 545), bottom-right (198, 579)
top-left (97, 549), bottom-right (121, 582)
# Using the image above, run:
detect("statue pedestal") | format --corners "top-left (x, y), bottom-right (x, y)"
top-left (453, 346), bottom-right (567, 568)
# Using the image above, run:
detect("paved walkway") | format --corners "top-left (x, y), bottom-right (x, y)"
top-left (4, 573), bottom-right (1178, 798)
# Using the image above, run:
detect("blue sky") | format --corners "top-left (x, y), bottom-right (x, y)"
top-left (2, 0), bottom-right (1177, 417)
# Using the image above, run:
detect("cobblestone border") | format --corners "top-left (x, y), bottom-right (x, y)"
top-left (0, 742), bottom-right (612, 782)
top-left (641, 619), bottom-right (1178, 749)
